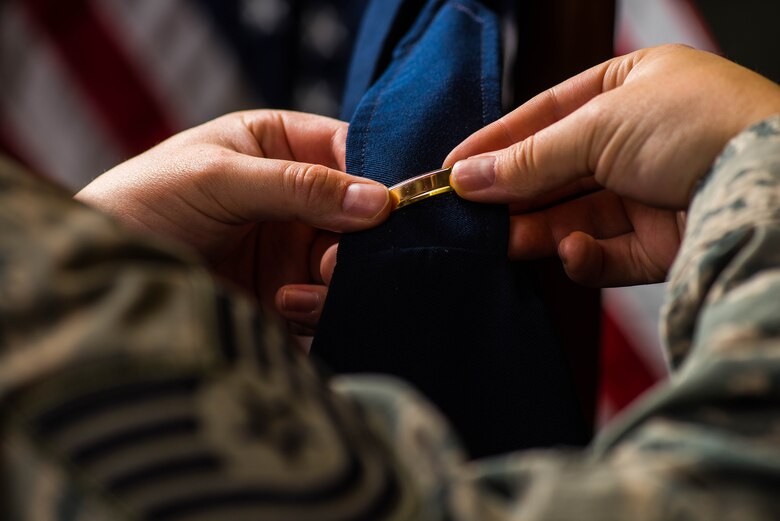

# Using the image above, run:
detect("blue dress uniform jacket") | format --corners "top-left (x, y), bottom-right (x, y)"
top-left (311, 0), bottom-right (588, 458)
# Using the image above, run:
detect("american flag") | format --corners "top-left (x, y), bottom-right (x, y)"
top-left (0, 0), bottom-right (361, 189)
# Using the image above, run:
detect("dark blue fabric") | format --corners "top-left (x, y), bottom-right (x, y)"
top-left (312, 0), bottom-right (588, 457)
top-left (339, 0), bottom-right (407, 120)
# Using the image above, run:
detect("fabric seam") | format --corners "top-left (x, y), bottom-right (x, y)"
top-left (359, 1), bottom-right (489, 178)
top-left (449, 2), bottom-right (487, 125)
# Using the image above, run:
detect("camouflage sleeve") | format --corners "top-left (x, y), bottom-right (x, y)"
top-left (3, 113), bottom-right (780, 521)
top-left (336, 115), bottom-right (780, 520)
top-left (0, 157), bottom-right (422, 520)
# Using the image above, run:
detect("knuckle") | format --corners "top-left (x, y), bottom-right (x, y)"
top-left (657, 43), bottom-right (692, 53)
top-left (497, 138), bottom-right (537, 195)
top-left (184, 146), bottom-right (237, 204)
top-left (510, 136), bottom-right (537, 174)
top-left (213, 112), bottom-right (239, 125)
top-left (200, 146), bottom-right (234, 179)
top-left (545, 85), bottom-right (564, 119)
top-left (283, 163), bottom-right (341, 209)
top-left (184, 145), bottom-right (231, 186)
top-left (602, 56), bottom-right (633, 90)
top-left (579, 101), bottom-right (612, 173)
top-left (330, 124), bottom-right (348, 163)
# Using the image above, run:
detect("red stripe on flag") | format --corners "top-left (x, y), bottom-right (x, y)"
top-left (599, 310), bottom-right (658, 414)
top-left (22, 0), bottom-right (176, 156)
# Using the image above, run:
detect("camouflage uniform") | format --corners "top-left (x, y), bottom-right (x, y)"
top-left (1, 115), bottom-right (779, 520)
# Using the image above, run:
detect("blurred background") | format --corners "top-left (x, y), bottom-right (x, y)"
top-left (2, 0), bottom-right (778, 427)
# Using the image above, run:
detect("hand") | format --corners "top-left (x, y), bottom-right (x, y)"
top-left (445, 45), bottom-right (780, 286)
top-left (76, 110), bottom-right (391, 330)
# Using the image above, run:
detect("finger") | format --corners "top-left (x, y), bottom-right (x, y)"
top-left (449, 96), bottom-right (617, 205)
top-left (508, 212), bottom-right (556, 260)
top-left (508, 190), bottom-right (633, 260)
top-left (507, 176), bottom-right (602, 214)
top-left (320, 243), bottom-right (338, 285)
top-left (290, 324), bottom-right (317, 339)
top-left (242, 110), bottom-right (348, 171)
top-left (275, 284), bottom-right (329, 329)
top-left (202, 153), bottom-right (391, 232)
top-left (558, 231), bottom-right (667, 287)
top-left (309, 232), bottom-right (339, 283)
top-left (444, 53), bottom-right (633, 166)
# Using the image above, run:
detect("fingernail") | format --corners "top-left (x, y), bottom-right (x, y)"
top-left (451, 156), bottom-right (496, 192)
top-left (343, 183), bottom-right (389, 219)
top-left (281, 289), bottom-right (320, 314)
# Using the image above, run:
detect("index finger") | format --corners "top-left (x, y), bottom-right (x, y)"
top-left (444, 55), bottom-right (623, 166)
top-left (242, 110), bottom-right (349, 171)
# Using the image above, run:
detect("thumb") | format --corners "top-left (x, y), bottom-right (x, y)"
top-left (203, 152), bottom-right (391, 232)
top-left (450, 103), bottom-right (606, 205)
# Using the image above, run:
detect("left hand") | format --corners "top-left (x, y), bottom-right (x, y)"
top-left (76, 110), bottom-right (391, 331)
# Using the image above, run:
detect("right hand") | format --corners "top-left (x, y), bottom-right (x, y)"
top-left (446, 45), bottom-right (780, 286)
